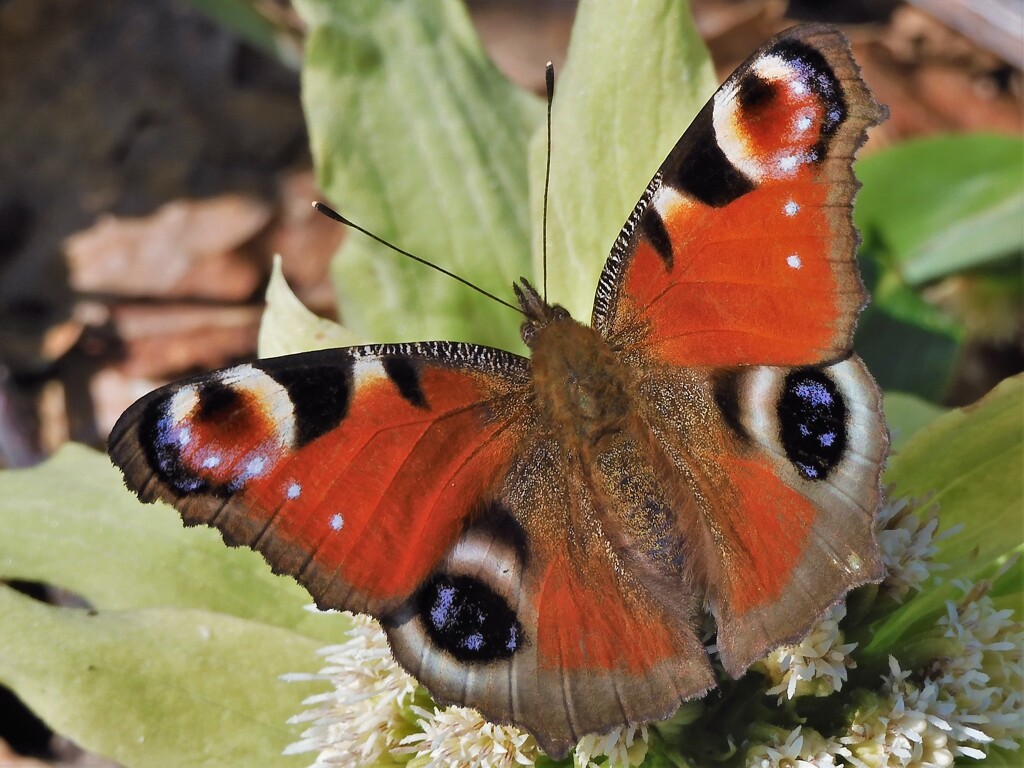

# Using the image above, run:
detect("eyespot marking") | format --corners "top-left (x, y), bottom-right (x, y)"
top-left (779, 368), bottom-right (847, 481)
top-left (139, 366), bottom-right (294, 495)
top-left (416, 574), bottom-right (524, 663)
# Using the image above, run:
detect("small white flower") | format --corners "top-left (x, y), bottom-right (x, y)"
top-left (759, 604), bottom-right (857, 701)
top-left (574, 724), bottom-right (649, 768)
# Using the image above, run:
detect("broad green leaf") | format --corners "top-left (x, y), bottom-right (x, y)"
top-left (855, 134), bottom-right (1024, 285)
top-left (0, 585), bottom-right (326, 768)
top-left (259, 256), bottom-right (359, 357)
top-left (0, 443), bottom-right (348, 644)
top-left (883, 391), bottom-right (948, 453)
top-left (863, 374), bottom-right (1024, 657)
top-left (886, 373), bottom-right (1023, 575)
top-left (529, 0), bottom-right (716, 321)
top-left (296, 0), bottom-right (542, 350)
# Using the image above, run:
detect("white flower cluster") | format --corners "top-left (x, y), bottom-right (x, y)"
top-left (933, 581), bottom-right (1022, 754)
top-left (400, 705), bottom-right (538, 768)
top-left (573, 724), bottom-right (649, 768)
top-left (875, 497), bottom-right (953, 602)
top-left (746, 726), bottom-right (843, 768)
top-left (759, 604), bottom-right (858, 702)
top-left (284, 613), bottom-right (651, 768)
top-left (840, 580), bottom-right (1022, 767)
top-left (282, 614), bottom-right (418, 766)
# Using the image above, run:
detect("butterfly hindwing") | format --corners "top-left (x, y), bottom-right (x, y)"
top-left (635, 355), bottom-right (886, 676)
top-left (593, 25), bottom-right (885, 368)
top-left (109, 343), bottom-right (531, 615)
top-left (386, 429), bottom-right (715, 758)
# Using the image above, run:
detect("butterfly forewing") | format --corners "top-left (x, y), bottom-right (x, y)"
top-left (594, 25), bottom-right (885, 367)
top-left (109, 343), bottom-right (531, 616)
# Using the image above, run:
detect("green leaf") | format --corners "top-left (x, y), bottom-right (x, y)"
top-left (863, 374), bottom-right (1024, 657)
top-left (887, 373), bottom-right (1024, 576)
top-left (259, 256), bottom-right (360, 357)
top-left (854, 244), bottom-right (963, 401)
top-left (855, 134), bottom-right (1024, 284)
top-left (883, 391), bottom-right (948, 453)
top-left (0, 585), bottom-right (325, 768)
top-left (531, 0), bottom-right (716, 321)
top-left (0, 443), bottom-right (348, 644)
top-left (296, 0), bottom-right (543, 350)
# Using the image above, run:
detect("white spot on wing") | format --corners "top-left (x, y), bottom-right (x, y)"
top-left (796, 115), bottom-right (813, 132)
top-left (201, 455), bottom-right (221, 468)
top-left (778, 155), bottom-right (799, 173)
top-left (352, 357), bottom-right (388, 388)
top-left (787, 254), bottom-right (802, 269)
top-left (784, 200), bottom-right (799, 216)
top-left (287, 482), bottom-right (302, 500)
top-left (652, 185), bottom-right (688, 220)
top-left (240, 455), bottom-right (268, 481)
top-left (329, 513), bottom-right (344, 531)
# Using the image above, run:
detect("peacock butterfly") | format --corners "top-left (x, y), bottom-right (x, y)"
top-left (109, 24), bottom-right (888, 758)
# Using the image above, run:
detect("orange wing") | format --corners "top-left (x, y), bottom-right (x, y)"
top-left (593, 25), bottom-right (885, 367)
top-left (109, 343), bottom-right (530, 616)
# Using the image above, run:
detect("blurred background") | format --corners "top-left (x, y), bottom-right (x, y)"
top-left (0, 0), bottom-right (1020, 764)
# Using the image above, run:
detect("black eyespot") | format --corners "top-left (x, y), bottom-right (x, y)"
top-left (196, 380), bottom-right (240, 422)
top-left (779, 369), bottom-right (847, 481)
top-left (417, 574), bottom-right (523, 662)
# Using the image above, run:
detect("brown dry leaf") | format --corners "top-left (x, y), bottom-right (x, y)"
top-left (262, 170), bottom-right (344, 318)
top-left (65, 195), bottom-right (272, 302)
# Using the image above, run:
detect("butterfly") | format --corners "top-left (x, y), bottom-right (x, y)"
top-left (109, 24), bottom-right (888, 759)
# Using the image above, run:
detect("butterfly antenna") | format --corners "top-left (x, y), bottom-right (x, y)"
top-left (312, 202), bottom-right (524, 316)
top-left (542, 61), bottom-right (554, 303)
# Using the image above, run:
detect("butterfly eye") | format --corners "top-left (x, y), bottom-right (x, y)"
top-left (416, 574), bottom-right (524, 662)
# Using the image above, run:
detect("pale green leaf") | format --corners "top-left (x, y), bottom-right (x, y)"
top-left (0, 443), bottom-right (348, 643)
top-left (883, 391), bottom-right (948, 452)
top-left (0, 585), bottom-right (326, 768)
top-left (863, 374), bottom-right (1024, 658)
top-left (855, 134), bottom-right (1024, 285)
top-left (530, 0), bottom-right (716, 321)
top-left (296, 0), bottom-right (542, 349)
top-left (259, 255), bottom-right (360, 357)
top-left (886, 373), bottom-right (1024, 576)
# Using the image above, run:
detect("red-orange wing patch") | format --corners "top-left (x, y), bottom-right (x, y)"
top-left (109, 343), bottom-right (530, 615)
top-left (593, 25), bottom-right (885, 367)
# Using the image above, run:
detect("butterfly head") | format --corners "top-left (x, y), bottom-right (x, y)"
top-left (514, 278), bottom-right (572, 348)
